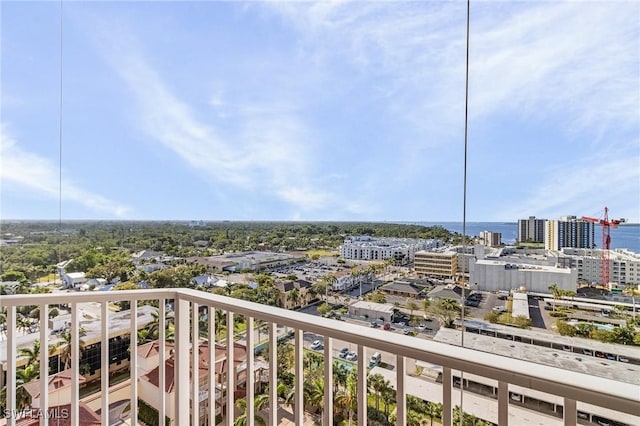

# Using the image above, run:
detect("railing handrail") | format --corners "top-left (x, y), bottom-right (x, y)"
top-left (2, 288), bottom-right (639, 417)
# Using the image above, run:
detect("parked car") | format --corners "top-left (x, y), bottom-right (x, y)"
top-left (338, 347), bottom-right (349, 358)
top-left (493, 306), bottom-right (507, 313)
top-left (370, 321), bottom-right (380, 328)
top-left (383, 323), bottom-right (391, 330)
top-left (310, 340), bottom-right (323, 350)
top-left (345, 351), bottom-right (357, 361)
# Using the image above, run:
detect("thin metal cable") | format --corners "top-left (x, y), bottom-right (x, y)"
top-left (58, 0), bottom-right (64, 235)
top-left (56, 1), bottom-right (64, 424)
top-left (460, 0), bottom-right (470, 423)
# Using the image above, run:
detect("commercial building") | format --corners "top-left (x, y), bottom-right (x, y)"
top-left (348, 300), bottom-right (396, 322)
top-left (517, 216), bottom-right (546, 243)
top-left (560, 248), bottom-right (640, 286)
top-left (544, 216), bottom-right (595, 250)
top-left (469, 258), bottom-right (577, 293)
top-left (188, 251), bottom-right (305, 272)
top-left (340, 236), bottom-right (439, 264)
top-left (414, 251), bottom-right (458, 279)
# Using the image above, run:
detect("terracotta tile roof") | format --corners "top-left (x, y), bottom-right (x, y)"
top-left (16, 402), bottom-right (100, 426)
top-left (138, 340), bottom-right (174, 359)
top-left (141, 341), bottom-right (247, 393)
top-left (21, 369), bottom-right (86, 400)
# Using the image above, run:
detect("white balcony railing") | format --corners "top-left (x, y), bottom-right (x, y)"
top-left (1, 289), bottom-right (639, 426)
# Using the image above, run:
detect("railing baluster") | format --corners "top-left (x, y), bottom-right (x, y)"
top-left (357, 345), bottom-right (367, 426)
top-left (294, 329), bottom-right (304, 425)
top-left (208, 305), bottom-right (215, 424)
top-left (442, 367), bottom-right (452, 426)
top-left (39, 303), bottom-right (48, 426)
top-left (564, 398), bottom-right (577, 426)
top-left (159, 299), bottom-right (166, 426)
top-left (323, 337), bottom-right (333, 426)
top-left (192, 302), bottom-right (199, 426)
top-left (175, 297), bottom-right (190, 426)
top-left (246, 316), bottom-right (255, 426)
top-left (498, 380), bottom-right (508, 426)
top-left (396, 355), bottom-right (406, 426)
top-left (268, 322), bottom-right (278, 426)
top-left (70, 302), bottom-right (79, 426)
top-left (130, 300), bottom-right (138, 425)
top-left (226, 311), bottom-right (235, 426)
top-left (101, 301), bottom-right (109, 426)
top-left (7, 305), bottom-right (16, 426)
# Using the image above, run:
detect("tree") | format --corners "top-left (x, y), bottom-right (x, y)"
top-left (234, 394), bottom-right (268, 426)
top-left (1, 270), bottom-right (27, 283)
top-left (367, 373), bottom-right (387, 413)
top-left (305, 377), bottom-right (325, 418)
top-left (19, 340), bottom-right (41, 371)
top-left (556, 320), bottom-right (576, 337)
top-left (287, 288), bottom-right (300, 309)
top-left (367, 292), bottom-right (386, 303)
top-left (332, 361), bottom-right (349, 393)
top-left (428, 298), bottom-right (460, 328)
top-left (317, 302), bottom-right (332, 316)
top-left (16, 364), bottom-right (39, 409)
top-left (623, 285), bottom-right (638, 319)
top-left (548, 283), bottom-right (560, 312)
top-left (335, 372), bottom-right (357, 426)
top-left (380, 381), bottom-right (396, 419)
top-left (406, 299), bottom-right (419, 317)
top-left (425, 402), bottom-right (442, 426)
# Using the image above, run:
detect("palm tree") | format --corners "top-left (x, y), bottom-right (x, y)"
top-left (287, 287), bottom-right (300, 309)
top-left (215, 309), bottom-right (226, 341)
top-left (59, 331), bottom-right (75, 370)
top-left (305, 377), bottom-right (325, 417)
top-left (623, 284), bottom-right (638, 318)
top-left (19, 340), bottom-right (41, 371)
top-left (367, 373), bottom-right (386, 412)
top-left (335, 372), bottom-right (357, 426)
top-left (16, 364), bottom-right (39, 409)
top-left (332, 361), bottom-right (349, 393)
top-left (548, 283), bottom-right (560, 312)
top-left (234, 394), bottom-right (268, 426)
top-left (425, 402), bottom-right (441, 426)
top-left (380, 382), bottom-right (396, 420)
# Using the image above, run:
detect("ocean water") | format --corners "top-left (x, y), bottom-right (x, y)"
top-left (413, 222), bottom-right (640, 253)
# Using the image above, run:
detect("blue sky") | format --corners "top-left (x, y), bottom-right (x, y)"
top-left (1, 1), bottom-right (639, 222)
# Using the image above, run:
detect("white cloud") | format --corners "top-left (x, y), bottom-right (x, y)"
top-left (0, 125), bottom-right (130, 217)
top-left (97, 31), bottom-right (337, 215)
top-left (268, 1), bottom-right (639, 138)
top-left (501, 151), bottom-right (640, 223)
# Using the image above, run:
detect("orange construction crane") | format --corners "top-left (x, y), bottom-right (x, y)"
top-left (582, 207), bottom-right (625, 286)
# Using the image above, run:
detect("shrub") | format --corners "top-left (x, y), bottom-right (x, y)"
top-left (556, 320), bottom-right (576, 337)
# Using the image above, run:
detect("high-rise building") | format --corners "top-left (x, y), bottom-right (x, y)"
top-left (544, 216), bottom-right (595, 250)
top-left (517, 216), bottom-right (546, 243)
top-left (479, 231), bottom-right (502, 247)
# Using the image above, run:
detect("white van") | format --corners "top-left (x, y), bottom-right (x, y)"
top-left (369, 352), bottom-right (382, 367)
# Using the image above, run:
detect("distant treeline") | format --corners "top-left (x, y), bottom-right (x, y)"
top-left (0, 221), bottom-right (459, 278)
